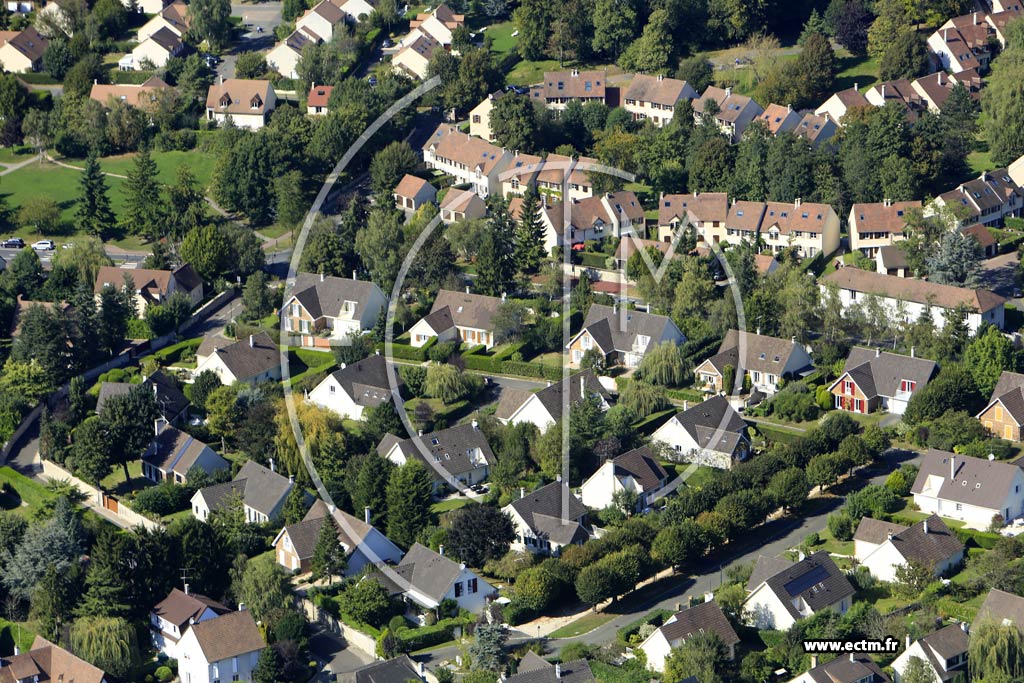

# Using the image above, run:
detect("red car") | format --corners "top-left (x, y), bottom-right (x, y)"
top-left (571, 243), bottom-right (586, 251)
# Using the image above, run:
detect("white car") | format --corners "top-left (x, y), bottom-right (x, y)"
top-left (31, 240), bottom-right (55, 251)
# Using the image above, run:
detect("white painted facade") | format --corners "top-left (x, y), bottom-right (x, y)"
top-left (176, 622), bottom-right (261, 683)
top-left (822, 281), bottom-right (1004, 334)
top-left (579, 460), bottom-right (662, 511)
top-left (150, 606), bottom-right (219, 660)
top-left (913, 468), bottom-right (1024, 530)
top-left (650, 415), bottom-right (748, 470)
top-left (192, 351), bottom-right (282, 386)
top-left (856, 538), bottom-right (963, 583)
top-left (744, 582), bottom-right (850, 631)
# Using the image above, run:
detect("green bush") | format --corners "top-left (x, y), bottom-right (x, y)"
top-left (428, 341), bottom-right (460, 362)
top-left (131, 480), bottom-right (191, 517)
top-left (153, 337), bottom-right (203, 365)
top-left (502, 600), bottom-right (534, 626)
top-left (154, 666), bottom-right (173, 683)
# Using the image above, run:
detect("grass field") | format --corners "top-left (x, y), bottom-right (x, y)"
top-left (485, 21), bottom-right (516, 56)
top-left (0, 145), bottom-right (35, 164)
top-left (431, 496), bottom-right (475, 513)
top-left (0, 618), bottom-right (36, 656)
top-left (100, 460), bottom-right (149, 497)
top-left (548, 610), bottom-right (616, 638)
top-left (834, 52), bottom-right (881, 92)
top-left (0, 466), bottom-right (57, 516)
top-left (65, 149), bottom-right (220, 190)
top-left (506, 59), bottom-right (621, 87)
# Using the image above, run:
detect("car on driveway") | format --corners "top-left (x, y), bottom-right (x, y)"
top-left (1, 237), bottom-right (25, 248)
top-left (31, 240), bottom-right (55, 251)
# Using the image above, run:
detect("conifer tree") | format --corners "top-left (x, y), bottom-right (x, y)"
top-left (76, 150), bottom-right (115, 237)
top-left (514, 185), bottom-right (545, 274)
top-left (121, 145), bottom-right (164, 240)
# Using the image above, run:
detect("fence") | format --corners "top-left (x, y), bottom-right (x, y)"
top-left (299, 597), bottom-right (378, 660)
top-left (40, 459), bottom-right (162, 530)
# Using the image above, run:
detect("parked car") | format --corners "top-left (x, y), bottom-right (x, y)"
top-left (31, 240), bottom-right (55, 251)
top-left (382, 38), bottom-right (394, 48)
top-left (1, 237), bottom-right (25, 248)
top-left (368, 75), bottom-right (378, 86)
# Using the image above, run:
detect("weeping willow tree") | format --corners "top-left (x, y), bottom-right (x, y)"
top-left (636, 341), bottom-right (691, 387)
top-left (970, 623), bottom-right (1024, 682)
top-left (70, 616), bottom-right (140, 678)
top-left (273, 399), bottom-right (345, 483)
top-left (618, 380), bottom-right (669, 419)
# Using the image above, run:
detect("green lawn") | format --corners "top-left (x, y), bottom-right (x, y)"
top-left (99, 460), bottom-right (150, 497)
top-left (834, 51), bottom-right (881, 92)
top-left (0, 467), bottom-right (57, 516)
top-left (548, 610), bottom-right (616, 638)
top-left (485, 20), bottom-right (516, 56)
top-left (968, 149), bottom-right (994, 175)
top-left (0, 145), bottom-right (35, 164)
top-left (807, 525), bottom-right (854, 556)
top-left (505, 60), bottom-right (621, 87)
top-left (0, 160), bottom-right (127, 227)
top-left (0, 619), bottom-right (36, 656)
top-left (62, 150), bottom-right (220, 190)
top-left (431, 496), bottom-right (475, 513)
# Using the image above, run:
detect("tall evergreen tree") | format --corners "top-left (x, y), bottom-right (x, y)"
top-left (76, 529), bottom-right (132, 618)
top-left (514, 185), bottom-right (545, 274)
top-left (350, 454), bottom-right (394, 528)
top-left (385, 460), bottom-right (433, 548)
top-left (76, 150), bottom-right (115, 237)
top-left (121, 146), bottom-right (164, 240)
top-left (475, 198), bottom-right (517, 296)
top-left (310, 515), bottom-right (346, 584)
top-left (100, 384), bottom-right (159, 485)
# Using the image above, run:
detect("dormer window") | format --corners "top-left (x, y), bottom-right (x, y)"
top-left (219, 93), bottom-right (231, 107)
top-left (250, 94), bottom-right (263, 109)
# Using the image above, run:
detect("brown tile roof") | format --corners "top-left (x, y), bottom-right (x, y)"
top-left (832, 346), bottom-right (937, 400)
top-left (983, 371), bottom-right (1024, 425)
top-left (987, 8), bottom-right (1023, 37)
top-left (754, 253), bottom-right (777, 273)
top-left (656, 600), bottom-right (740, 649)
top-left (963, 223), bottom-right (996, 249)
top-left (822, 267), bottom-right (1006, 313)
top-left (659, 192), bottom-right (728, 226)
top-left (706, 329), bottom-right (812, 379)
top-left (756, 103), bottom-right (797, 134)
top-left (308, 84), bottom-right (333, 108)
top-left (440, 188), bottom-right (481, 213)
top-left (805, 655), bottom-right (890, 683)
top-left (868, 78), bottom-right (926, 113)
top-left (307, 0), bottom-right (345, 23)
top-left (0, 636), bottom-right (106, 683)
top-left (696, 86), bottom-right (759, 123)
top-left (90, 76), bottom-right (170, 109)
top-left (430, 288), bottom-right (502, 330)
top-left (198, 330), bottom-right (280, 382)
top-left (506, 658), bottom-right (594, 683)
top-left (8, 294), bottom-right (72, 336)
top-left (394, 173), bottom-right (433, 199)
top-left (614, 237), bottom-right (672, 262)
top-left (423, 124), bottom-right (507, 174)
top-left (338, 655), bottom-right (424, 683)
top-left (536, 69), bottom-right (606, 101)
top-left (2, 26), bottom-right (47, 62)
top-left (188, 609), bottom-right (265, 662)
top-left (161, 1), bottom-right (189, 29)
top-left (205, 78), bottom-right (274, 116)
top-left (146, 26), bottom-right (183, 52)
top-left (794, 112), bottom-right (835, 144)
top-left (495, 369), bottom-right (609, 423)
top-left (623, 74), bottom-right (694, 107)
top-left (850, 200), bottom-right (921, 236)
top-left (152, 588), bottom-right (230, 629)
top-left (747, 554), bottom-right (795, 592)
top-left (854, 516), bottom-right (909, 545)
top-left (761, 200), bottom-right (832, 236)
top-left (378, 422), bottom-right (496, 481)
top-left (726, 200), bottom-right (766, 233)
top-left (912, 70), bottom-right (979, 109)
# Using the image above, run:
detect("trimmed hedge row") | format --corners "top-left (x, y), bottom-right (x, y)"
top-left (754, 422), bottom-right (807, 445)
top-left (383, 336), bottom-right (437, 362)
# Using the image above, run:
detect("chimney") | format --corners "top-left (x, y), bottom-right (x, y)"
top-left (580, 374), bottom-right (585, 397)
top-left (556, 474), bottom-right (562, 482)
top-left (725, 86), bottom-right (732, 97)
top-left (365, 506), bottom-right (371, 524)
top-left (419, 662), bottom-right (425, 676)
top-left (238, 603), bottom-right (246, 611)
top-left (881, 84), bottom-right (886, 99)
top-left (184, 583), bottom-right (190, 595)
top-left (887, 532), bottom-right (894, 541)
top-left (501, 291), bottom-right (507, 302)
top-left (849, 653), bottom-right (855, 663)
top-left (791, 336), bottom-right (796, 344)
top-left (352, 270), bottom-right (357, 281)
top-left (154, 417), bottom-right (167, 437)
top-left (418, 429), bottom-right (423, 436)
top-left (288, 474), bottom-right (294, 484)
top-left (938, 72), bottom-right (943, 86)
top-left (961, 622), bottom-right (969, 633)
top-left (974, 11), bottom-right (978, 24)
top-left (810, 655), bottom-right (818, 669)
top-left (911, 346), bottom-right (915, 358)
top-left (249, 334), bottom-right (254, 348)
top-left (703, 591), bottom-right (713, 603)
top-left (923, 519), bottom-right (929, 534)
top-left (220, 75), bottom-right (225, 84)
top-left (555, 664), bottom-right (562, 679)
top-left (797, 549), bottom-right (805, 561)
top-left (795, 197), bottom-right (802, 207)
top-left (875, 347), bottom-right (880, 358)
top-left (951, 456), bottom-right (956, 481)
top-left (683, 400), bottom-right (688, 411)
top-left (438, 544), bottom-right (444, 556)
top-left (269, 457), bottom-right (275, 473)
top-left (465, 285), bottom-right (470, 294)
top-left (520, 487), bottom-right (525, 499)
top-left (340, 362), bottom-right (347, 370)
top-left (320, 271), bottom-right (325, 282)
top-left (756, 326), bottom-right (761, 335)
top-left (906, 634), bottom-right (911, 650)
top-left (854, 82), bottom-right (859, 91)
top-left (472, 419), bottom-right (479, 430)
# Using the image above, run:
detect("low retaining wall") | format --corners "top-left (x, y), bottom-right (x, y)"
top-left (300, 598), bottom-right (379, 659)
top-left (40, 459), bottom-right (162, 531)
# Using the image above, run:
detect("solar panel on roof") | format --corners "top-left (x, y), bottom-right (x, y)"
top-left (783, 564), bottom-right (830, 596)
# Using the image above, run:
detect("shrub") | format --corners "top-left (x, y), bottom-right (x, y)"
top-left (428, 341), bottom-right (460, 362)
top-left (766, 382), bottom-right (819, 422)
top-left (154, 666), bottom-right (173, 683)
top-left (827, 512), bottom-right (854, 541)
top-left (131, 480), bottom-right (191, 516)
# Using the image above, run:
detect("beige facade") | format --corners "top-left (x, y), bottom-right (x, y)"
top-left (978, 401), bottom-right (1021, 441)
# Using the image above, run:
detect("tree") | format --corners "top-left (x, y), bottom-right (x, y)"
top-left (806, 452), bottom-right (846, 492)
top-left (351, 454), bottom-right (394, 528)
top-left (833, 0), bottom-right (870, 55)
top-left (188, 0), bottom-right (231, 49)
top-left (385, 460), bottom-right (433, 548)
top-left (664, 632), bottom-right (727, 683)
top-left (635, 341), bottom-right (689, 386)
top-left (165, 165), bottom-right (208, 240)
top-left (446, 505), bottom-right (515, 567)
top-left (590, 0), bottom-right (636, 59)
top-left (927, 231), bottom-right (982, 287)
top-left (470, 622), bottom-right (507, 671)
top-left (651, 520), bottom-right (705, 570)
top-left (300, 216), bottom-right (356, 277)
top-left (242, 271), bottom-right (273, 320)
top-left (370, 141), bottom-right (419, 197)
top-left (121, 146), bottom-right (163, 240)
top-left (76, 528), bottom-right (131, 618)
top-left (212, 133), bottom-right (276, 225)
top-left (339, 576), bottom-right (395, 626)
top-left (985, 20), bottom-right (1024, 165)
top-left (879, 27), bottom-right (928, 81)
top-left (69, 417), bottom-right (112, 486)
top-left (514, 185), bottom-right (545, 274)
top-left (253, 647), bottom-right (286, 683)
top-left (234, 556), bottom-right (291, 622)
top-left (969, 623), bottom-right (1024, 682)
top-left (100, 384), bottom-right (158, 484)
top-left (618, 380), bottom-right (669, 418)
top-left (18, 196), bottom-right (61, 234)
top-left (235, 51), bottom-right (268, 79)
top-left (355, 208), bottom-right (404, 293)
top-left (63, 53), bottom-right (105, 100)
top-left (76, 150), bottom-right (115, 237)
top-left (70, 616), bottom-right (139, 678)
top-left (893, 559), bottom-right (936, 599)
top-left (190, 370), bottom-right (222, 411)
top-left (964, 326), bottom-right (1017, 397)
top-left (180, 224), bottom-right (230, 282)
top-left (475, 199), bottom-right (517, 296)
top-left (675, 56), bottom-right (713, 93)
top-left (512, 0), bottom-right (551, 60)
top-left (798, 8), bottom-right (829, 44)
top-left (30, 561), bottom-right (82, 642)
top-left (274, 170), bottom-right (307, 228)
top-left (310, 515), bottom-right (346, 583)
top-left (3, 496), bottom-right (82, 601)
top-left (490, 94), bottom-right (537, 153)
top-left (617, 9), bottom-right (672, 73)
top-left (767, 467), bottom-right (809, 511)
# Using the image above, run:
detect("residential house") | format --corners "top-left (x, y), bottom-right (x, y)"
top-left (503, 653), bottom-right (594, 683)
top-left (568, 303), bottom-right (686, 368)
top-left (503, 480), bottom-right (591, 555)
top-left (193, 332), bottom-right (282, 385)
top-left (295, 0), bottom-right (346, 42)
top-left (121, 0), bottom-right (165, 14)
top-left (150, 587), bottom-right (230, 660)
top-left (755, 253), bottom-right (779, 275)
top-left (724, 199), bottom-right (767, 245)
top-left (176, 609), bottom-right (265, 683)
top-left (693, 85), bottom-right (764, 141)
top-left (495, 370), bottom-right (611, 432)
top-left (853, 515), bottom-right (964, 582)
top-left (90, 76), bottom-right (172, 112)
top-left (409, 288), bottom-right (502, 349)
top-left (469, 90), bottom-right (504, 141)
top-left (815, 85), bottom-right (870, 125)
top-left (142, 421), bottom-right (229, 484)
top-left (976, 587), bottom-right (1024, 628)
top-left (639, 600), bottom-right (741, 672)
top-left (986, 6), bottom-right (1023, 47)
top-left (307, 83), bottom-right (333, 114)
top-left (929, 12), bottom-right (996, 72)
top-left (205, 78), bottom-right (277, 129)
top-left (745, 554), bottom-right (797, 593)
top-left (622, 74), bottom-right (698, 126)
top-left (8, 295), bottom-right (72, 337)
top-left (501, 152), bottom-right (597, 202)
top-left (440, 188), bottom-right (487, 223)
top-left (794, 112), bottom-right (837, 148)
top-left (758, 198), bottom-right (840, 259)
top-left (580, 446), bottom-right (669, 512)
top-left (394, 174), bottom-right (436, 212)
top-left (191, 460), bottom-right (295, 524)
top-left (864, 79), bottom-right (927, 121)
top-left (336, 0), bottom-right (374, 22)
top-left (96, 370), bottom-right (190, 424)
top-left (339, 656), bottom-right (425, 683)
top-left (614, 236), bottom-right (675, 269)
top-left (0, 27), bottom-right (47, 72)
top-left (127, 27), bottom-right (183, 70)
top-left (755, 103), bottom-right (801, 135)
top-left (964, 222), bottom-right (998, 256)
top-left (93, 263), bottom-right (203, 317)
top-left (274, 500), bottom-right (404, 575)
top-left (538, 191), bottom-right (644, 252)
top-left (38, 0), bottom-right (73, 35)
top-left (876, 245), bottom-right (911, 277)
top-left (694, 328), bottom-right (814, 396)
top-left (531, 69), bottom-right (607, 110)
top-left (933, 168), bottom-right (1022, 227)
top-left (656, 192), bottom-right (729, 244)
top-left (409, 3), bottom-right (464, 46)
top-left (744, 551), bottom-right (854, 630)
top-left (977, 370), bottom-right (1024, 440)
top-left (911, 449), bottom-right (1024, 529)
top-left (0, 636), bottom-right (108, 683)
top-left (378, 422), bottom-right (496, 491)
top-left (891, 625), bottom-right (970, 683)
top-left (651, 395), bottom-right (751, 469)
top-left (373, 542), bottom-right (494, 613)
top-left (820, 268), bottom-right (1007, 333)
top-left (281, 271), bottom-right (387, 348)
top-left (422, 124), bottom-right (512, 198)
top-left (266, 29), bottom-right (317, 79)
top-left (392, 31), bottom-right (442, 80)
top-left (137, 1), bottom-right (188, 41)
top-left (827, 347), bottom-right (937, 415)
top-left (911, 69), bottom-right (982, 112)
top-left (847, 199), bottom-right (921, 256)
top-left (308, 353), bottom-right (402, 421)
top-left (787, 655), bottom-right (891, 683)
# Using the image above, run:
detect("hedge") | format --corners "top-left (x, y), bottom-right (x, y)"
top-left (393, 615), bottom-right (473, 651)
top-left (577, 252), bottom-right (611, 269)
top-left (153, 337), bottom-right (203, 364)
top-left (754, 423), bottom-right (806, 445)
top-left (616, 608), bottom-right (672, 644)
top-left (665, 387), bottom-right (705, 403)
top-left (382, 336), bottom-right (436, 362)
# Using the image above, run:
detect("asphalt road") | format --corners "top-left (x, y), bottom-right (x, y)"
top-left (980, 251), bottom-right (1022, 304)
top-left (219, 0), bottom-right (284, 80)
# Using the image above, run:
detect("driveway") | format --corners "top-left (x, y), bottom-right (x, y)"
top-left (309, 629), bottom-right (374, 677)
top-left (219, 0), bottom-right (283, 79)
top-left (980, 251), bottom-right (1021, 304)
